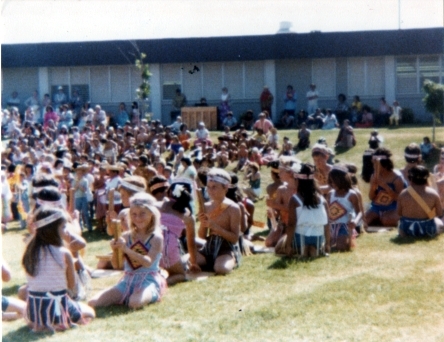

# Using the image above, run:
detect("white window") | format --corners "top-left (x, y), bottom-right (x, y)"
top-left (348, 58), bottom-right (365, 96)
top-left (202, 63), bottom-right (222, 101)
top-left (396, 57), bottom-right (418, 94)
top-left (245, 61), bottom-right (265, 99)
top-left (312, 59), bottom-right (336, 97)
top-left (110, 66), bottom-right (130, 102)
top-left (419, 56), bottom-right (440, 90)
top-left (224, 62), bottom-right (244, 99)
top-left (183, 63), bottom-right (202, 102)
top-left (366, 57), bottom-right (385, 96)
top-left (90, 66), bottom-right (110, 103)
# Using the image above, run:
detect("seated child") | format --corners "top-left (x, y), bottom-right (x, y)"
top-left (88, 193), bottom-right (166, 309)
top-left (397, 166), bottom-right (443, 237)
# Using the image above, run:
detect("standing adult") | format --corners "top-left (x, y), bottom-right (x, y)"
top-left (389, 100), bottom-right (402, 126)
top-left (260, 86), bottom-right (274, 120)
top-left (283, 85), bottom-right (297, 116)
top-left (306, 84), bottom-right (319, 115)
top-left (171, 89), bottom-right (187, 123)
top-left (53, 86), bottom-right (67, 109)
top-left (6, 91), bottom-right (20, 109)
top-left (375, 97), bottom-right (391, 127)
top-left (219, 87), bottom-right (231, 129)
top-left (115, 102), bottom-right (129, 128)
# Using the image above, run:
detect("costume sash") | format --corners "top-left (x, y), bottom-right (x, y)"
top-left (406, 186), bottom-right (436, 219)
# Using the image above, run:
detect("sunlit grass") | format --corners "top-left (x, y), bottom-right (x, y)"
top-left (2, 126), bottom-right (444, 341)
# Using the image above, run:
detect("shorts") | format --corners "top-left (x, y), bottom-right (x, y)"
top-left (399, 217), bottom-right (437, 237)
top-left (115, 271), bottom-right (164, 305)
top-left (2, 296), bottom-right (9, 312)
top-left (27, 290), bottom-right (82, 331)
top-left (293, 233), bottom-right (324, 255)
top-left (200, 235), bottom-right (239, 271)
top-left (369, 202), bottom-right (397, 215)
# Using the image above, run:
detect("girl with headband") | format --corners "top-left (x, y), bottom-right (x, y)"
top-left (89, 193), bottom-right (166, 309)
top-left (98, 176), bottom-right (148, 270)
top-left (364, 147), bottom-right (406, 229)
top-left (327, 165), bottom-right (362, 251)
top-left (276, 163), bottom-right (329, 257)
top-left (22, 207), bottom-right (95, 332)
top-left (156, 180), bottom-right (201, 284)
top-left (265, 157), bottom-right (300, 248)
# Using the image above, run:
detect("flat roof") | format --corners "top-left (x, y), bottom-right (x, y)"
top-left (2, 27), bottom-right (443, 68)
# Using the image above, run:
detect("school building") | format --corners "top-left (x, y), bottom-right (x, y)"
top-left (2, 27), bottom-right (443, 123)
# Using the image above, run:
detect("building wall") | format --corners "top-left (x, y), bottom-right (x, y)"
top-left (2, 53), bottom-right (443, 124)
top-left (2, 68), bottom-right (39, 111)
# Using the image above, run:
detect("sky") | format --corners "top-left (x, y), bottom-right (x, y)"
top-left (1, 0), bottom-right (443, 44)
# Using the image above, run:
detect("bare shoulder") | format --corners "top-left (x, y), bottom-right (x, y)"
top-left (224, 198), bottom-right (241, 212)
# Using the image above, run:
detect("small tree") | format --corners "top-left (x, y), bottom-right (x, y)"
top-left (135, 52), bottom-right (152, 121)
top-left (423, 79), bottom-right (444, 142)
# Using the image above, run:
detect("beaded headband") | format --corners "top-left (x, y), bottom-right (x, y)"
top-left (332, 165), bottom-right (348, 173)
top-left (294, 173), bottom-right (314, 180)
top-left (34, 211), bottom-right (65, 229)
top-left (149, 182), bottom-right (169, 192)
top-left (120, 179), bottom-right (146, 193)
top-left (372, 155), bottom-right (388, 160)
top-left (404, 153), bottom-right (420, 159)
top-left (36, 198), bottom-right (63, 207)
top-left (207, 174), bottom-right (230, 185)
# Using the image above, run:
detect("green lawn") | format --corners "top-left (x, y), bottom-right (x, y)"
top-left (2, 126), bottom-right (444, 341)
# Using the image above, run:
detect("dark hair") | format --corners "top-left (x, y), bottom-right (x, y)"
top-left (22, 208), bottom-right (66, 276)
top-left (169, 182), bottom-right (192, 213)
top-left (34, 187), bottom-right (62, 206)
top-left (373, 147), bottom-right (394, 171)
top-left (297, 163), bottom-right (319, 209)
top-left (345, 163), bottom-right (358, 186)
top-left (148, 175), bottom-right (168, 196)
top-left (181, 157), bottom-right (192, 166)
top-left (361, 149), bottom-right (374, 183)
top-left (408, 165), bottom-right (429, 186)
top-left (197, 167), bottom-right (209, 186)
top-left (32, 175), bottom-right (59, 188)
top-left (328, 165), bottom-right (352, 191)
top-left (404, 143), bottom-right (421, 164)
top-left (226, 173), bottom-right (243, 203)
top-left (54, 159), bottom-right (64, 169)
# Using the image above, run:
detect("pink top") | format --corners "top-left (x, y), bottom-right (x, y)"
top-left (160, 212), bottom-right (185, 269)
top-left (253, 119), bottom-right (274, 134)
top-left (43, 111), bottom-right (59, 128)
top-left (27, 245), bottom-right (67, 292)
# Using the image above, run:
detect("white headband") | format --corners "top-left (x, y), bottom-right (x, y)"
top-left (404, 153), bottom-right (420, 159)
top-left (36, 198), bottom-right (64, 208)
top-left (207, 174), bottom-right (230, 185)
top-left (294, 174), bottom-right (314, 180)
top-left (33, 186), bottom-right (45, 193)
top-left (149, 182), bottom-right (169, 192)
top-left (34, 211), bottom-right (65, 229)
top-left (372, 155), bottom-right (388, 160)
top-left (120, 179), bottom-right (146, 193)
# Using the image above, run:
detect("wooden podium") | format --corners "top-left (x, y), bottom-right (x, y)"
top-left (181, 107), bottom-right (217, 130)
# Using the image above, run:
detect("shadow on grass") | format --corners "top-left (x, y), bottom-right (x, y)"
top-left (390, 234), bottom-right (437, 245)
top-left (334, 146), bottom-right (353, 156)
top-left (94, 304), bottom-right (134, 319)
top-left (3, 325), bottom-right (54, 342)
top-left (2, 284), bottom-right (21, 297)
top-left (268, 256), bottom-right (310, 270)
top-left (82, 229), bottom-right (111, 243)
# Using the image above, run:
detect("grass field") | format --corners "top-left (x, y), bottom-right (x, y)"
top-left (2, 126), bottom-right (444, 341)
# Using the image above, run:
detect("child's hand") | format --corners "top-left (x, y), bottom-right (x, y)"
top-left (197, 213), bottom-right (208, 227)
top-left (111, 237), bottom-right (125, 251)
top-left (189, 263), bottom-right (201, 273)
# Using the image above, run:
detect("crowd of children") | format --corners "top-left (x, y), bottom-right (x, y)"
top-left (1, 104), bottom-right (444, 333)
